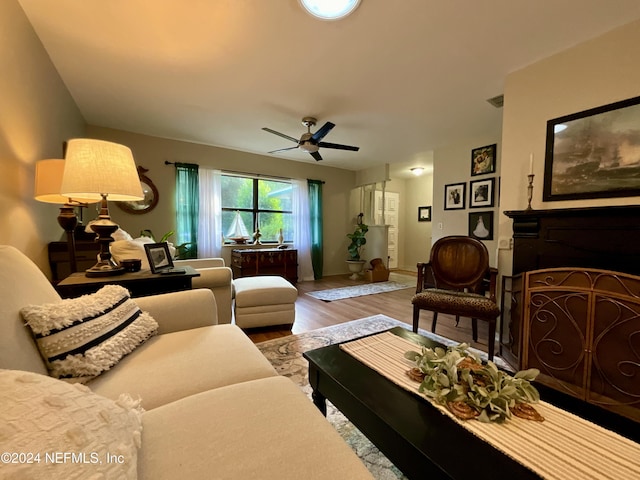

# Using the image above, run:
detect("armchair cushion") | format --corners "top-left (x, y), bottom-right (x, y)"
top-left (20, 285), bottom-right (158, 382)
top-left (412, 289), bottom-right (500, 320)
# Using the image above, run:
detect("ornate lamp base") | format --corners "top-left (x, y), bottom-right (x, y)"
top-left (85, 218), bottom-right (124, 278)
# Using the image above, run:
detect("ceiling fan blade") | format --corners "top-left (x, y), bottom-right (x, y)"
top-left (318, 142), bottom-right (360, 152)
top-left (262, 127), bottom-right (299, 144)
top-left (311, 122), bottom-right (335, 142)
top-left (268, 146), bottom-right (299, 154)
top-left (310, 151), bottom-right (323, 161)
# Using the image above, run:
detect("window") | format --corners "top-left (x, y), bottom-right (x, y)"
top-left (221, 174), bottom-right (292, 243)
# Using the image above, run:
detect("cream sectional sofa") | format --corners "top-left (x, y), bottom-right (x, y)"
top-left (0, 245), bottom-right (374, 480)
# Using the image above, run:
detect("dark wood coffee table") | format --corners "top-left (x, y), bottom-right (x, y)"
top-left (304, 327), bottom-right (639, 480)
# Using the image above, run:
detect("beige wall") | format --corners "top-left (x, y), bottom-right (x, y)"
top-left (6, 0), bottom-right (640, 281)
top-left (499, 18), bottom-right (640, 274)
top-left (0, 0), bottom-right (85, 276)
top-left (85, 125), bottom-right (357, 276)
top-left (398, 174), bottom-right (433, 271)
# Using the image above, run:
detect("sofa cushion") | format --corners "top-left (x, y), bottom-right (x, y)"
top-left (0, 245), bottom-right (61, 375)
top-left (139, 376), bottom-right (374, 480)
top-left (20, 285), bottom-right (158, 382)
top-left (0, 369), bottom-right (142, 480)
top-left (88, 324), bottom-right (277, 410)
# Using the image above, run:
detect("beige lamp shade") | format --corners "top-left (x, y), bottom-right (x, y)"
top-left (61, 139), bottom-right (144, 201)
top-left (34, 159), bottom-right (98, 204)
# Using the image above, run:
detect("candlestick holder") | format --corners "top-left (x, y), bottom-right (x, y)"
top-left (526, 174), bottom-right (535, 210)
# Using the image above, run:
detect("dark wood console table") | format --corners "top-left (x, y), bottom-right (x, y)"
top-left (49, 240), bottom-right (101, 284)
top-left (231, 248), bottom-right (298, 284)
top-left (56, 266), bottom-right (200, 298)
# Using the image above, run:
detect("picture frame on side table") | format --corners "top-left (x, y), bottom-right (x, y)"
top-left (543, 95), bottom-right (640, 201)
top-left (469, 177), bottom-right (495, 208)
top-left (144, 242), bottom-right (174, 273)
top-left (444, 182), bottom-right (466, 210)
top-left (471, 144), bottom-right (497, 176)
top-left (418, 206), bottom-right (432, 222)
top-left (468, 211), bottom-right (494, 240)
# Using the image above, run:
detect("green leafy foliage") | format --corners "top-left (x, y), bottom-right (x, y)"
top-left (220, 176), bottom-right (292, 242)
top-left (346, 223), bottom-right (368, 260)
top-left (404, 343), bottom-right (541, 423)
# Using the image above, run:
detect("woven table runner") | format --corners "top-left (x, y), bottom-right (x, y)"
top-left (340, 332), bottom-right (640, 480)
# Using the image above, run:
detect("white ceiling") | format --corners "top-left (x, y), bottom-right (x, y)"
top-left (19, 0), bottom-right (640, 179)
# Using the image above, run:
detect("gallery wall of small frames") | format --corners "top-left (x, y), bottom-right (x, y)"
top-left (441, 143), bottom-right (499, 241)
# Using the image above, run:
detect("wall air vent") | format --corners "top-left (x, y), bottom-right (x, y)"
top-left (487, 95), bottom-right (504, 108)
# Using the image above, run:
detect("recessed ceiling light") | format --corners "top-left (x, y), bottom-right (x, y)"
top-left (410, 167), bottom-right (424, 176)
top-left (299, 0), bottom-right (361, 20)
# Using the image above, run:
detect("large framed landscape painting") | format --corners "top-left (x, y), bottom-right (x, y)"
top-left (543, 95), bottom-right (640, 201)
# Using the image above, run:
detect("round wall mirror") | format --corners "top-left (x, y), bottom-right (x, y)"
top-left (116, 166), bottom-right (159, 214)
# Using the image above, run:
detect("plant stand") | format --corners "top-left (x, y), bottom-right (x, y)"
top-left (346, 260), bottom-right (366, 280)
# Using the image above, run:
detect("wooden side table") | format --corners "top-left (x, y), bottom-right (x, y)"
top-left (55, 266), bottom-right (200, 298)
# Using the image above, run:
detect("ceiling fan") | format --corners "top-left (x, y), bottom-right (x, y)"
top-left (262, 116), bottom-right (360, 161)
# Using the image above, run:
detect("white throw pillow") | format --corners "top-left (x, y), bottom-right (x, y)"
top-left (111, 237), bottom-right (156, 270)
top-left (20, 285), bottom-right (158, 382)
top-left (111, 237), bottom-right (177, 270)
top-left (0, 369), bottom-right (142, 480)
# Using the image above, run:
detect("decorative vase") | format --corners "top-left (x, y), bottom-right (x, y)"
top-left (346, 260), bottom-right (366, 280)
top-left (278, 228), bottom-right (284, 245)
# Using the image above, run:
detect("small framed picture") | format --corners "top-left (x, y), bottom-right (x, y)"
top-left (444, 182), bottom-right (466, 210)
top-left (471, 144), bottom-right (497, 176)
top-left (418, 206), bottom-right (432, 222)
top-left (144, 242), bottom-right (174, 273)
top-left (469, 177), bottom-right (495, 208)
top-left (468, 211), bottom-right (494, 240)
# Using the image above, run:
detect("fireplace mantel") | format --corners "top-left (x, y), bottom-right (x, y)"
top-left (504, 205), bottom-right (640, 276)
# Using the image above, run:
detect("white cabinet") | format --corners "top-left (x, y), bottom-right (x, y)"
top-left (374, 191), bottom-right (400, 269)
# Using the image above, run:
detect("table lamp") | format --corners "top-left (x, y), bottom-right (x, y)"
top-left (61, 139), bottom-right (143, 277)
top-left (34, 159), bottom-right (98, 273)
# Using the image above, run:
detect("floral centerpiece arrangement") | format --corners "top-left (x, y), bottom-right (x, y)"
top-left (404, 343), bottom-right (544, 423)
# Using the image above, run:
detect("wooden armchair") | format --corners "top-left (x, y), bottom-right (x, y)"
top-left (411, 236), bottom-right (500, 359)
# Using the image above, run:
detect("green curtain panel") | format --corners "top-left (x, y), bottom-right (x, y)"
top-left (175, 163), bottom-right (199, 259)
top-left (308, 179), bottom-right (323, 279)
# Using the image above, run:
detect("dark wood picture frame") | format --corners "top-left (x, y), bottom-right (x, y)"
top-left (444, 182), bottom-right (466, 210)
top-left (543, 95), bottom-right (640, 201)
top-left (468, 211), bottom-right (494, 240)
top-left (144, 242), bottom-right (174, 273)
top-left (116, 166), bottom-right (159, 215)
top-left (471, 144), bottom-right (497, 176)
top-left (418, 206), bottom-right (432, 222)
top-left (469, 177), bottom-right (495, 208)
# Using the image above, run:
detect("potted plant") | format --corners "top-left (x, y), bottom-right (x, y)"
top-left (346, 221), bottom-right (368, 279)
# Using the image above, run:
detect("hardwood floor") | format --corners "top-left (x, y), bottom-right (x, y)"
top-left (244, 271), bottom-right (496, 357)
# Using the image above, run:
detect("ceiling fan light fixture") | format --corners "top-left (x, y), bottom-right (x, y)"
top-left (299, 0), bottom-right (361, 20)
top-left (410, 167), bottom-right (424, 176)
top-left (299, 142), bottom-right (319, 153)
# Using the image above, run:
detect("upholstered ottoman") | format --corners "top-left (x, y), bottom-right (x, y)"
top-left (233, 276), bottom-right (298, 328)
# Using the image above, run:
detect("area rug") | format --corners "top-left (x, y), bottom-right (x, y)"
top-left (255, 314), bottom-right (506, 480)
top-left (306, 273), bottom-right (415, 302)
